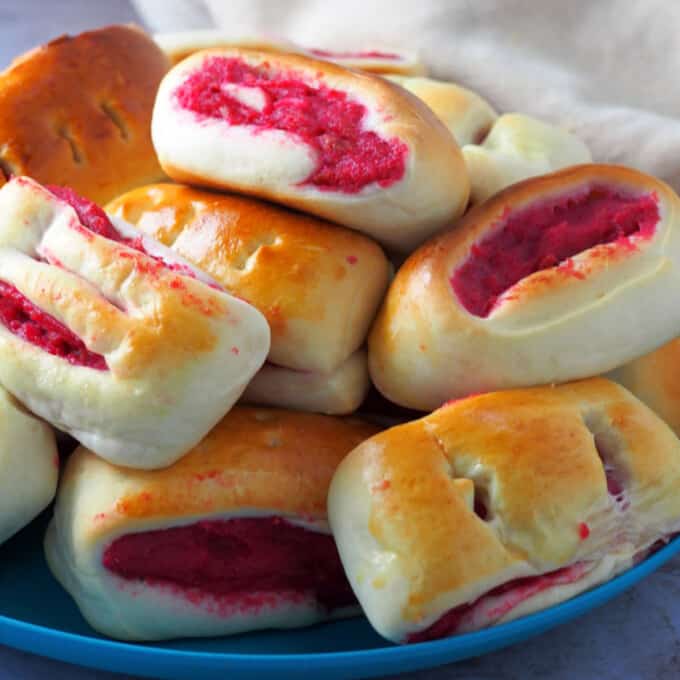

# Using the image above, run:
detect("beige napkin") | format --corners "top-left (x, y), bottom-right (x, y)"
top-left (134, 0), bottom-right (680, 191)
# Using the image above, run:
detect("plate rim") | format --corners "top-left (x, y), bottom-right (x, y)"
top-left (1, 535), bottom-right (680, 678)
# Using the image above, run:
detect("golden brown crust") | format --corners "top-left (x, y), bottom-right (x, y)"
top-left (106, 183), bottom-right (391, 372)
top-left (0, 25), bottom-right (169, 205)
top-left (609, 338), bottom-right (680, 436)
top-left (329, 378), bottom-right (680, 636)
top-left (167, 42), bottom-right (288, 67)
top-left (62, 406), bottom-right (379, 541)
top-left (369, 164), bottom-right (680, 409)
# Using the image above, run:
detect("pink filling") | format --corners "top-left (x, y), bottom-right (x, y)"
top-left (49, 186), bottom-right (197, 278)
top-left (594, 433), bottom-right (629, 508)
top-left (0, 281), bottom-right (107, 369)
top-left (175, 56), bottom-right (408, 193)
top-left (308, 48), bottom-right (401, 60)
top-left (451, 187), bottom-right (660, 317)
top-left (407, 562), bottom-right (588, 643)
top-left (0, 185), bottom-right (208, 369)
top-left (48, 186), bottom-right (122, 241)
top-left (102, 517), bottom-right (356, 613)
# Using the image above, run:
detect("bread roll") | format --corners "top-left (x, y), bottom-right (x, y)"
top-left (369, 164), bottom-right (680, 410)
top-left (0, 25), bottom-right (168, 205)
top-left (328, 378), bottom-right (680, 642)
top-left (0, 387), bottom-right (57, 545)
top-left (155, 31), bottom-right (296, 65)
top-left (387, 76), bottom-right (498, 146)
top-left (609, 339), bottom-right (680, 437)
top-left (155, 30), bottom-right (426, 75)
top-left (45, 407), bottom-right (379, 641)
top-left (152, 48), bottom-right (468, 252)
top-left (242, 351), bottom-right (370, 415)
top-left (0, 177), bottom-right (269, 468)
top-left (106, 183), bottom-right (390, 374)
top-left (462, 113), bottom-right (592, 204)
top-left (303, 47), bottom-right (426, 76)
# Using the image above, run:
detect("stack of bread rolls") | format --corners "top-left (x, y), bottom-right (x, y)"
top-left (2, 22), bottom-right (680, 648)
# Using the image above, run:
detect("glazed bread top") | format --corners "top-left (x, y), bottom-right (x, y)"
top-left (386, 75), bottom-right (498, 146)
top-left (151, 48), bottom-right (468, 252)
top-left (0, 25), bottom-right (169, 205)
top-left (155, 30), bottom-right (426, 75)
top-left (106, 183), bottom-right (391, 373)
top-left (368, 164), bottom-right (680, 408)
top-left (328, 378), bottom-right (680, 640)
top-left (58, 406), bottom-right (380, 548)
top-left (0, 177), bottom-right (270, 468)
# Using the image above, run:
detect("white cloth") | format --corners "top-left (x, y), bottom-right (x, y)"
top-left (2, 2), bottom-right (680, 678)
top-left (133, 0), bottom-right (680, 191)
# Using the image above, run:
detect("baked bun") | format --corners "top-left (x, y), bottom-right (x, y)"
top-left (328, 378), bottom-right (680, 642)
top-left (106, 183), bottom-right (390, 375)
top-left (45, 406), bottom-right (379, 641)
top-left (0, 387), bottom-right (58, 545)
top-left (302, 47), bottom-right (426, 76)
top-left (0, 177), bottom-right (269, 468)
top-left (155, 30), bottom-right (426, 75)
top-left (369, 164), bottom-right (680, 410)
top-left (608, 339), bottom-right (680, 437)
top-left (154, 31), bottom-right (296, 65)
top-left (462, 113), bottom-right (592, 204)
top-left (386, 76), bottom-right (498, 146)
top-left (0, 25), bottom-right (168, 205)
top-left (242, 350), bottom-right (370, 415)
top-left (151, 49), bottom-right (468, 252)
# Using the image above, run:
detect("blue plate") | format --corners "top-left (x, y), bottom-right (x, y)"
top-left (1, 511), bottom-right (679, 680)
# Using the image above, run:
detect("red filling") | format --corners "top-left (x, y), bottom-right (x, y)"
top-left (308, 48), bottom-right (401, 60)
top-left (102, 517), bottom-right (356, 613)
top-left (408, 562), bottom-right (587, 643)
top-left (48, 185), bottom-right (123, 242)
top-left (175, 56), bottom-right (408, 193)
top-left (0, 281), bottom-right (107, 369)
top-left (0, 186), bottom-right (206, 369)
top-left (451, 187), bottom-right (659, 317)
top-left (49, 185), bottom-right (199, 279)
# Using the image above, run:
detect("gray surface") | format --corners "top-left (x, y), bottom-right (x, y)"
top-left (0, 2), bottom-right (678, 679)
